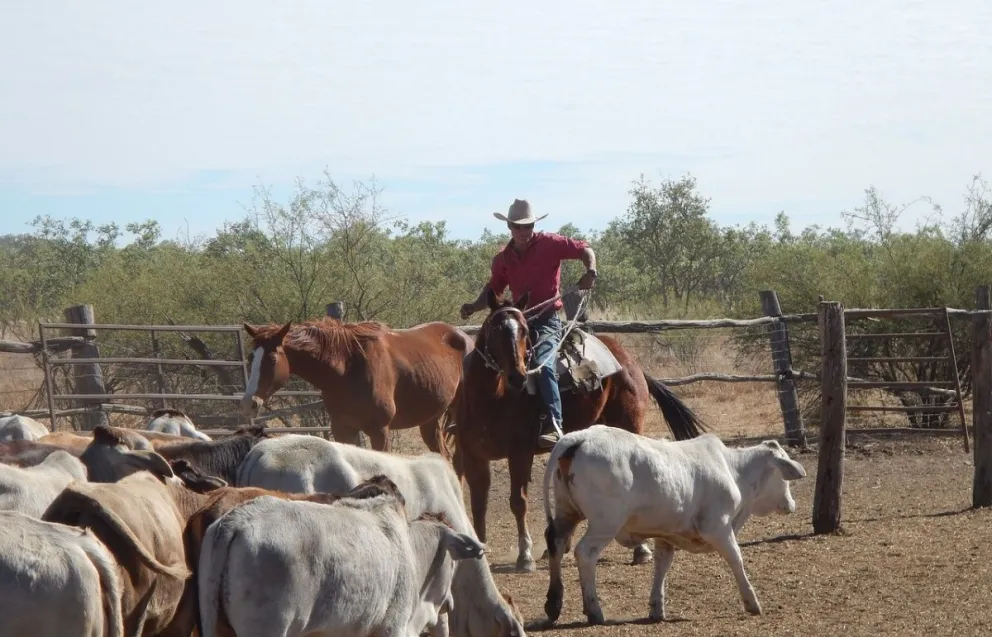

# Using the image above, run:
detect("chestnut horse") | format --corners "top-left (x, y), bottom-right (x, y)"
top-left (453, 289), bottom-right (707, 572)
top-left (241, 318), bottom-right (473, 455)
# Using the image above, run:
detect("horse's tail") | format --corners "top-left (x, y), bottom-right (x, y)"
top-left (643, 372), bottom-right (707, 440)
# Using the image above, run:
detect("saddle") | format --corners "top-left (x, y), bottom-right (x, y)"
top-left (526, 328), bottom-right (624, 395)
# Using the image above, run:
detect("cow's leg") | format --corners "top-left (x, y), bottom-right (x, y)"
top-left (705, 525), bottom-right (762, 615)
top-left (574, 520), bottom-right (622, 625)
top-left (648, 540), bottom-right (676, 621)
top-left (462, 454), bottom-right (492, 542)
top-left (632, 542), bottom-right (653, 565)
top-left (507, 452), bottom-right (536, 572)
top-left (544, 514), bottom-right (580, 623)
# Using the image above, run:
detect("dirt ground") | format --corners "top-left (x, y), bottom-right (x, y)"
top-left (391, 424), bottom-right (991, 637)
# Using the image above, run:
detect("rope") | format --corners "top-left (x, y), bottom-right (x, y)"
top-left (525, 288), bottom-right (591, 377)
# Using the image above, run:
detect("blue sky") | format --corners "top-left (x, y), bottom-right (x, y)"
top-left (1, 1), bottom-right (989, 243)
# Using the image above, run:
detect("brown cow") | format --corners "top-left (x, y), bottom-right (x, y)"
top-left (42, 428), bottom-right (225, 637)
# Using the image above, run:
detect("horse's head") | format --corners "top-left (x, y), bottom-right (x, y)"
top-left (241, 322), bottom-right (292, 419)
top-left (479, 288), bottom-right (531, 392)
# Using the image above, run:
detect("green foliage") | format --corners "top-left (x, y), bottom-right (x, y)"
top-left (2, 169), bottom-right (990, 427)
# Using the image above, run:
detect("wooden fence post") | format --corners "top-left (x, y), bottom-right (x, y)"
top-left (813, 301), bottom-right (847, 534)
top-left (150, 330), bottom-right (168, 409)
top-left (326, 302), bottom-right (345, 320)
top-left (63, 304), bottom-right (109, 431)
top-left (973, 285), bottom-right (992, 508)
top-left (760, 290), bottom-right (808, 447)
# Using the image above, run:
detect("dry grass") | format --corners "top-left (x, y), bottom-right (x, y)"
top-left (391, 423), bottom-right (989, 636)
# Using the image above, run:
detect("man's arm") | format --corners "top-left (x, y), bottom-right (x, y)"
top-left (576, 246), bottom-right (598, 291)
top-left (579, 246), bottom-right (597, 272)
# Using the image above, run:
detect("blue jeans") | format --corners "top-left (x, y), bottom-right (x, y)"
top-left (528, 313), bottom-right (563, 423)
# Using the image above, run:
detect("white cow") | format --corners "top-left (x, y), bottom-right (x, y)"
top-left (0, 414), bottom-right (50, 441)
top-left (198, 484), bottom-right (486, 637)
top-left (236, 434), bottom-right (526, 637)
top-left (0, 449), bottom-right (88, 517)
top-left (542, 425), bottom-right (807, 624)
top-left (0, 510), bottom-right (124, 637)
top-left (145, 408), bottom-right (211, 440)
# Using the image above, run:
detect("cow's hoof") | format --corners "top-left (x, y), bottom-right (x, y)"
top-left (745, 600), bottom-right (763, 616)
top-left (515, 556), bottom-right (536, 573)
top-left (632, 545), bottom-right (653, 565)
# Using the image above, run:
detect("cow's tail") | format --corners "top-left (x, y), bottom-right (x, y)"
top-left (643, 372), bottom-right (708, 440)
top-left (197, 516), bottom-right (238, 637)
top-left (48, 489), bottom-right (190, 580)
top-left (80, 531), bottom-right (126, 637)
top-left (542, 437), bottom-right (583, 559)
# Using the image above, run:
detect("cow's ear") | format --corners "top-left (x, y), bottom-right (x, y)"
top-left (773, 456), bottom-right (806, 481)
top-left (125, 450), bottom-right (175, 481)
top-left (444, 531), bottom-right (487, 560)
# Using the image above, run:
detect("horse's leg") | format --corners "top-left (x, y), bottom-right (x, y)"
top-left (461, 453), bottom-right (492, 542)
top-left (507, 451), bottom-right (537, 573)
top-left (329, 417), bottom-right (363, 447)
top-left (418, 417), bottom-right (444, 454)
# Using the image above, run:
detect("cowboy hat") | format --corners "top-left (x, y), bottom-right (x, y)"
top-left (493, 199), bottom-right (548, 225)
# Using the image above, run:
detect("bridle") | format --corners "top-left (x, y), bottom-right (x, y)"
top-left (475, 306), bottom-right (530, 374)
top-left (472, 285), bottom-right (591, 379)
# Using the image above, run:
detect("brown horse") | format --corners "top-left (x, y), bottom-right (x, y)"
top-left (453, 289), bottom-right (707, 572)
top-left (241, 317), bottom-right (473, 454)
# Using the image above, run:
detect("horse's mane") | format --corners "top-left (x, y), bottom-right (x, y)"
top-left (256, 317), bottom-right (385, 362)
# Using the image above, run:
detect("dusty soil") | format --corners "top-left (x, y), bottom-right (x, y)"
top-left (392, 427), bottom-right (991, 637)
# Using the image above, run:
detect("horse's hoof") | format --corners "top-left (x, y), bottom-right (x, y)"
top-left (648, 600), bottom-right (666, 622)
top-left (631, 546), bottom-right (653, 565)
top-left (585, 610), bottom-right (605, 626)
top-left (515, 557), bottom-right (536, 573)
top-left (544, 588), bottom-right (563, 623)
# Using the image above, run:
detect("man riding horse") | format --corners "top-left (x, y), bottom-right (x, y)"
top-left (460, 198), bottom-right (598, 448)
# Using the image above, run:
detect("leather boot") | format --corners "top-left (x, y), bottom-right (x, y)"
top-left (538, 413), bottom-right (563, 449)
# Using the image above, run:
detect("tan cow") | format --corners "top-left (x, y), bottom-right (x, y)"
top-left (43, 427), bottom-right (225, 637)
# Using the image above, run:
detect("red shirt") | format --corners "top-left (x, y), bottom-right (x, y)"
top-left (487, 232), bottom-right (589, 312)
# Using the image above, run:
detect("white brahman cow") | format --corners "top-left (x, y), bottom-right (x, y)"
top-left (0, 449), bottom-right (88, 517)
top-left (0, 413), bottom-right (50, 441)
top-left (236, 434), bottom-right (526, 637)
top-left (198, 478), bottom-right (486, 637)
top-left (542, 425), bottom-right (807, 624)
top-left (0, 510), bottom-right (124, 637)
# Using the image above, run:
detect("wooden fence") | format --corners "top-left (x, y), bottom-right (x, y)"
top-left (812, 285), bottom-right (992, 533)
top-left (0, 291), bottom-right (988, 450)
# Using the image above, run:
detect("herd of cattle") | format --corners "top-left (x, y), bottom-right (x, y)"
top-left (0, 408), bottom-right (808, 636)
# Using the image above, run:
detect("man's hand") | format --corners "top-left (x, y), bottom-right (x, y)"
top-left (577, 269), bottom-right (598, 291)
top-left (460, 302), bottom-right (476, 320)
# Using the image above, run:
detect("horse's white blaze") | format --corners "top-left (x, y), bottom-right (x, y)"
top-left (244, 347), bottom-right (264, 400)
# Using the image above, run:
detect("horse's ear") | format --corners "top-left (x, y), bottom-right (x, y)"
top-left (515, 291), bottom-right (530, 312)
top-left (243, 323), bottom-right (258, 338)
top-left (486, 287), bottom-right (500, 312)
top-left (275, 322), bottom-right (292, 342)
